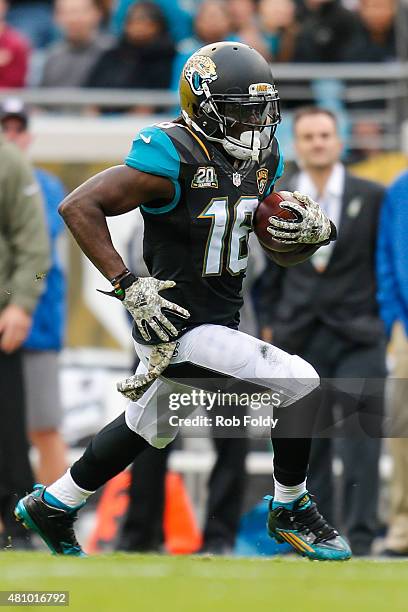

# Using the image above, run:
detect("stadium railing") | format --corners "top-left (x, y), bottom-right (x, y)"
top-left (1, 62), bottom-right (407, 156)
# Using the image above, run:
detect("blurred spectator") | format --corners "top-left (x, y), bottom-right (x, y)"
top-left (226, 0), bottom-right (262, 53)
top-left (293, 0), bottom-right (358, 62)
top-left (348, 120), bottom-right (384, 163)
top-left (97, 0), bottom-right (114, 28)
top-left (0, 116), bottom-right (49, 549)
top-left (258, 0), bottom-right (298, 61)
top-left (86, 2), bottom-right (175, 113)
top-left (40, 0), bottom-right (112, 87)
top-left (0, 0), bottom-right (30, 87)
top-left (341, 0), bottom-right (397, 62)
top-left (190, 0), bottom-right (235, 47)
top-left (110, 0), bottom-right (196, 44)
top-left (172, 0), bottom-right (236, 89)
top-left (259, 107), bottom-right (386, 555)
top-left (227, 0), bottom-right (256, 35)
top-left (6, 1), bottom-right (56, 49)
top-left (0, 98), bottom-right (68, 486)
top-left (377, 171), bottom-right (408, 556)
top-left (87, 2), bottom-right (174, 90)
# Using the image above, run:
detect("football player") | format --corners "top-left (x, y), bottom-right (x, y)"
top-left (15, 42), bottom-right (350, 560)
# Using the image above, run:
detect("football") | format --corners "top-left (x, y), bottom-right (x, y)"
top-left (253, 190), bottom-right (306, 253)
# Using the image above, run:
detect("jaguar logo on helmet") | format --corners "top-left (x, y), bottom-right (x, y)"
top-left (184, 55), bottom-right (218, 96)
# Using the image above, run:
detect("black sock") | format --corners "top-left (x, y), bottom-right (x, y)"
top-left (271, 438), bottom-right (311, 486)
top-left (70, 412), bottom-right (150, 491)
top-left (271, 386), bottom-right (321, 486)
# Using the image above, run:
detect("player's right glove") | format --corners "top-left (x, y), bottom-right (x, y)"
top-left (100, 270), bottom-right (190, 342)
top-left (117, 341), bottom-right (176, 401)
top-left (267, 191), bottom-right (333, 245)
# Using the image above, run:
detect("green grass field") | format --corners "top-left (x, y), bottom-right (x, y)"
top-left (0, 554), bottom-right (407, 612)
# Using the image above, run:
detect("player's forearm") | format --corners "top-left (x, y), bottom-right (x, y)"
top-left (59, 166), bottom-right (175, 280)
top-left (266, 220), bottom-right (337, 267)
top-left (59, 193), bottom-right (126, 280)
top-left (266, 244), bottom-right (321, 267)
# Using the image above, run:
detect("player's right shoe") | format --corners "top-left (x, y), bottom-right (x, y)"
top-left (14, 484), bottom-right (86, 556)
top-left (265, 492), bottom-right (352, 561)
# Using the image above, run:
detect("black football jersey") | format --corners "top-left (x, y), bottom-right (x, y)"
top-left (125, 121), bottom-right (284, 344)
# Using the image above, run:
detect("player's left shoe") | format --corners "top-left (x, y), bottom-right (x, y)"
top-left (14, 484), bottom-right (86, 556)
top-left (265, 491), bottom-right (352, 561)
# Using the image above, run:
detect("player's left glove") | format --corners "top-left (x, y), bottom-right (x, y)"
top-left (267, 191), bottom-right (333, 245)
top-left (117, 341), bottom-right (176, 401)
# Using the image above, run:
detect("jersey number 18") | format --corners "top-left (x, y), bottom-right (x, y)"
top-left (199, 196), bottom-right (258, 277)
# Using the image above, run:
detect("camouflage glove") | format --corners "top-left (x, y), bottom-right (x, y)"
top-left (267, 191), bottom-right (332, 245)
top-left (122, 276), bottom-right (190, 342)
top-left (117, 341), bottom-right (176, 402)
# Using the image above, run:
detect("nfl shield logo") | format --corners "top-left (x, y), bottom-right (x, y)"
top-left (232, 172), bottom-right (242, 187)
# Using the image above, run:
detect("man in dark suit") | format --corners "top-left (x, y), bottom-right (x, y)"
top-left (259, 107), bottom-right (386, 556)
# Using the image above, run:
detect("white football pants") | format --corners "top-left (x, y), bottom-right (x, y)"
top-left (125, 324), bottom-right (319, 448)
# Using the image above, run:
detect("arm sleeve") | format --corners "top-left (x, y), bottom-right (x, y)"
top-left (125, 126), bottom-right (181, 214)
top-left (5, 154), bottom-right (51, 313)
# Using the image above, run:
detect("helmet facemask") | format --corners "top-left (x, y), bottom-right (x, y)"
top-left (184, 82), bottom-right (281, 162)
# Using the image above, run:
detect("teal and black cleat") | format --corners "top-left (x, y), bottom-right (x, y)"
top-left (14, 484), bottom-right (86, 557)
top-left (265, 492), bottom-right (352, 561)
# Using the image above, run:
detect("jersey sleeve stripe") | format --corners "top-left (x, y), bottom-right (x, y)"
top-left (184, 126), bottom-right (211, 161)
top-left (141, 179), bottom-right (181, 215)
